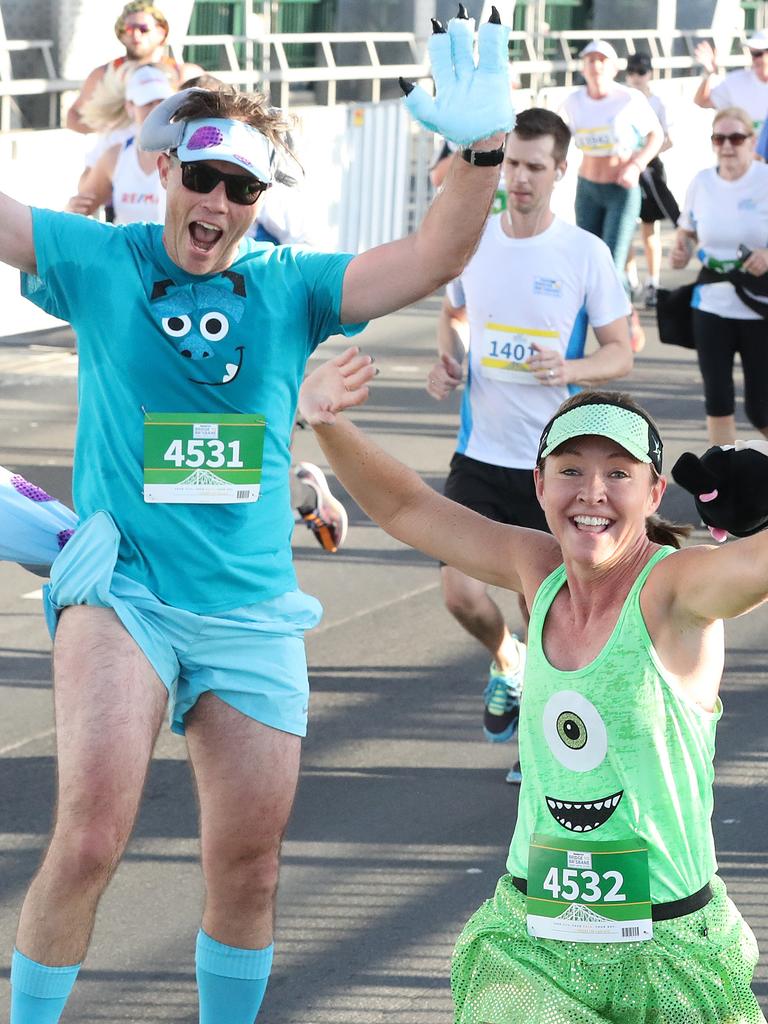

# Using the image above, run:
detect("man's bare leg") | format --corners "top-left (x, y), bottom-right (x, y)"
top-left (186, 694), bottom-right (302, 1021)
top-left (441, 565), bottom-right (523, 672)
top-left (16, 605), bottom-right (167, 966)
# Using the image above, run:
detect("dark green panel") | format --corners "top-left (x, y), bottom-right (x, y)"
top-left (187, 1), bottom-right (245, 69)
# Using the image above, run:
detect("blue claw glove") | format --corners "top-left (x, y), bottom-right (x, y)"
top-left (403, 15), bottom-right (515, 147)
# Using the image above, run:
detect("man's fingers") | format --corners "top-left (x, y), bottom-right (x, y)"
top-left (476, 17), bottom-right (511, 73)
top-left (404, 86), bottom-right (440, 135)
top-left (427, 26), bottom-right (456, 96)
top-left (441, 353), bottom-right (463, 378)
top-left (448, 14), bottom-right (476, 81)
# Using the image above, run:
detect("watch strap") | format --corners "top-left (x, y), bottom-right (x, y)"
top-left (461, 146), bottom-right (504, 167)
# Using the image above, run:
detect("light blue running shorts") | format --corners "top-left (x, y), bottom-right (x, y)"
top-left (42, 511), bottom-right (322, 736)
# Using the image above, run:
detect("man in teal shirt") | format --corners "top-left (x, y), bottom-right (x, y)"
top-left (0, 11), bottom-right (514, 1023)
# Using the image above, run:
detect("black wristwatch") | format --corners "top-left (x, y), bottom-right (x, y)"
top-left (461, 146), bottom-right (505, 167)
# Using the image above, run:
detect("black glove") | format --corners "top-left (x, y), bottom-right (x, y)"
top-left (671, 441), bottom-right (768, 542)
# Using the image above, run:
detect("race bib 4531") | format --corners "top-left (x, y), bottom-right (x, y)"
top-left (143, 412), bottom-right (266, 504)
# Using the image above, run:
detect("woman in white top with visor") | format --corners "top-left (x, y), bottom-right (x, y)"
top-left (67, 64), bottom-right (174, 224)
top-left (560, 41), bottom-right (663, 351)
top-left (670, 105), bottom-right (768, 447)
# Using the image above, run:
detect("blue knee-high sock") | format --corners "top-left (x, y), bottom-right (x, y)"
top-left (195, 930), bottom-right (273, 1024)
top-left (10, 948), bottom-right (81, 1024)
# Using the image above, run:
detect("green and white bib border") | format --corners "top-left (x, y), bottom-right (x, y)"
top-left (526, 833), bottom-right (652, 943)
top-left (143, 412), bottom-right (266, 504)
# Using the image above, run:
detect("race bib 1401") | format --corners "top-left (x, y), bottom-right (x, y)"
top-left (480, 322), bottom-right (560, 385)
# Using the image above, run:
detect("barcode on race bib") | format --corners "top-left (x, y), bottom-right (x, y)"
top-left (622, 926), bottom-right (640, 938)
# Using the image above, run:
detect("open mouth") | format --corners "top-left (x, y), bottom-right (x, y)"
top-left (545, 789), bottom-right (622, 832)
top-left (572, 515), bottom-right (612, 533)
top-left (189, 221), bottom-right (224, 253)
top-left (189, 346), bottom-right (244, 387)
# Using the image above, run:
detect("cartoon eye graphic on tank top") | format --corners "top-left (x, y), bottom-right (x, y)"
top-left (199, 312), bottom-right (230, 342)
top-left (542, 690), bottom-right (608, 772)
top-left (162, 314), bottom-right (192, 338)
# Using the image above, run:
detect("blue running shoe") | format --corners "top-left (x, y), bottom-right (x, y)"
top-left (505, 760), bottom-right (522, 785)
top-left (482, 639), bottom-right (525, 743)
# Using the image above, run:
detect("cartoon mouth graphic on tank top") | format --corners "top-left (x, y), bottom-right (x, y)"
top-left (541, 689), bottom-right (623, 833)
top-left (150, 271), bottom-right (247, 386)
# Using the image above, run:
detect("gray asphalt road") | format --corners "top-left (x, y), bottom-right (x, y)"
top-left (0, 293), bottom-right (766, 1023)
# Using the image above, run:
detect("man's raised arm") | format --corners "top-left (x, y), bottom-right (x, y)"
top-left (0, 192), bottom-right (36, 275)
top-left (341, 7), bottom-right (514, 324)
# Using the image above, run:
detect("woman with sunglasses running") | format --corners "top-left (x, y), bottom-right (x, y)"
top-left (670, 106), bottom-right (768, 446)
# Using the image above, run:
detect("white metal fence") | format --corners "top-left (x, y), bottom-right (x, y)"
top-left (2, 21), bottom-right (766, 130)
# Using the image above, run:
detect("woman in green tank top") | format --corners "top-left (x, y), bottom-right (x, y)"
top-left (299, 350), bottom-right (766, 1024)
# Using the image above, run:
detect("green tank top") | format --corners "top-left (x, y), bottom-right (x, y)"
top-left (507, 546), bottom-right (721, 903)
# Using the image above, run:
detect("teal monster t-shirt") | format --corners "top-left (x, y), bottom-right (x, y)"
top-left (22, 210), bottom-right (365, 613)
top-left (507, 547), bottom-right (721, 904)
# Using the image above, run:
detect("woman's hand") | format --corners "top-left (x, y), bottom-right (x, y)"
top-left (615, 159), bottom-right (641, 190)
top-left (670, 232), bottom-right (694, 270)
top-left (694, 40), bottom-right (718, 75)
top-left (299, 347), bottom-right (377, 427)
top-left (742, 247), bottom-right (768, 277)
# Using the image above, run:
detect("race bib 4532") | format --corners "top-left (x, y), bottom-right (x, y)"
top-left (526, 833), bottom-right (652, 943)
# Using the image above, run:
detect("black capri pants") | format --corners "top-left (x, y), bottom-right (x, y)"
top-left (693, 308), bottom-right (768, 427)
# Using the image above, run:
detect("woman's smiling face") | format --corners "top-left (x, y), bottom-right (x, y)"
top-left (534, 435), bottom-right (665, 566)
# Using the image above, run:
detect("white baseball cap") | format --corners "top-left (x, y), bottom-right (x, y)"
top-left (745, 29), bottom-right (768, 51)
top-left (126, 65), bottom-right (174, 107)
top-left (580, 39), bottom-right (619, 62)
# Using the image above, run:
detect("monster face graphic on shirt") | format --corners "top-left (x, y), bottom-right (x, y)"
top-left (150, 270), bottom-right (248, 386)
top-left (541, 690), bottom-right (622, 833)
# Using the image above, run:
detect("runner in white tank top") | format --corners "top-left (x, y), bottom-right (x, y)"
top-left (66, 65), bottom-right (174, 224)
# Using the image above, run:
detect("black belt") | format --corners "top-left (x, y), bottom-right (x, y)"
top-left (512, 877), bottom-right (713, 922)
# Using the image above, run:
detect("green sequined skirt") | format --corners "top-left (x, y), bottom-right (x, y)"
top-left (452, 874), bottom-right (765, 1024)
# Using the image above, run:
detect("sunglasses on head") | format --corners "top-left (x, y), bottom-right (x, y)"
top-left (179, 161), bottom-right (269, 205)
top-left (711, 131), bottom-right (752, 146)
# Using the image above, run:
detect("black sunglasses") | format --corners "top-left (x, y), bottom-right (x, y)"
top-left (711, 132), bottom-right (752, 146)
top-left (179, 161), bottom-right (269, 205)
top-left (750, 48), bottom-right (768, 57)
top-left (122, 22), bottom-right (153, 34)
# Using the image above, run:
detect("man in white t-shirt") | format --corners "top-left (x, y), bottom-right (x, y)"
top-left (694, 30), bottom-right (768, 131)
top-left (426, 109), bottom-right (632, 776)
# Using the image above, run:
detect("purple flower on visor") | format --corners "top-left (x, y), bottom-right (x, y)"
top-left (187, 126), bottom-right (224, 150)
top-left (11, 475), bottom-right (54, 503)
top-left (57, 529), bottom-right (76, 549)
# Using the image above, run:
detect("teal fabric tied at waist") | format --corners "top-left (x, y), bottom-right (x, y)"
top-left (43, 510), bottom-right (120, 638)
